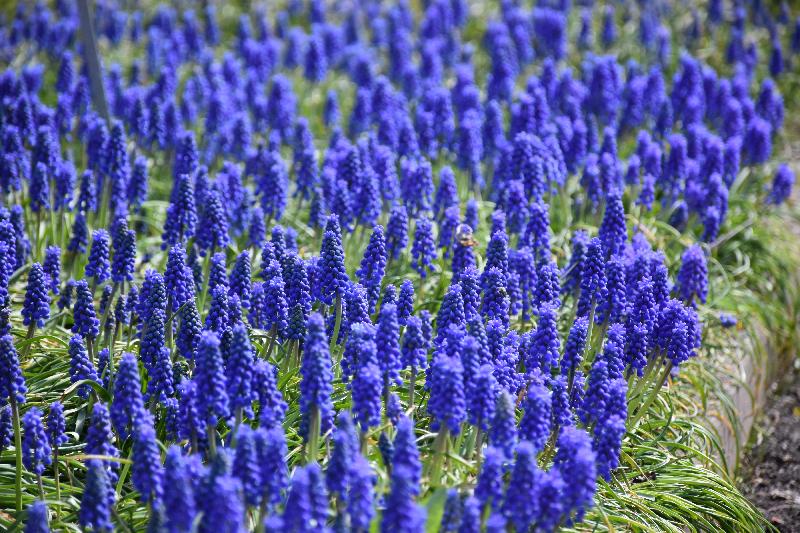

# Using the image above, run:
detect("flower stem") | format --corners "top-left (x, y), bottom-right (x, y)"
top-left (628, 362), bottom-right (673, 429)
top-left (429, 428), bottom-right (450, 487)
top-left (11, 399), bottom-right (22, 512)
top-left (329, 295), bottom-right (342, 355)
top-left (306, 405), bottom-right (321, 464)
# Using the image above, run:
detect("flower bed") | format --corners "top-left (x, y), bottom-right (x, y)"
top-left (0, 1), bottom-right (798, 531)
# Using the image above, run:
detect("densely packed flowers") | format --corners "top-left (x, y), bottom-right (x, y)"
top-left (0, 0), bottom-right (796, 531)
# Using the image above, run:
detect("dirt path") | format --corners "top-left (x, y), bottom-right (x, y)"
top-left (741, 369), bottom-right (800, 531)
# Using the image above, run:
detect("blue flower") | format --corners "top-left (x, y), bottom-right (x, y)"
top-left (0, 334), bottom-right (27, 405)
top-left (46, 401), bottom-right (68, 449)
top-left (319, 216), bottom-right (348, 305)
top-left (68, 335), bottom-right (99, 399)
top-left (326, 412), bottom-right (359, 500)
top-left (489, 391), bottom-right (517, 461)
top-left (165, 245), bottom-right (195, 310)
top-left (502, 441), bottom-right (541, 531)
top-left (24, 500), bottom-right (50, 533)
top-left (111, 352), bottom-right (145, 439)
top-left (300, 313), bottom-right (334, 440)
top-left (560, 317), bottom-right (589, 378)
top-left (23, 263), bottom-right (50, 328)
top-left (357, 226), bottom-right (388, 313)
top-left (381, 464), bottom-right (426, 533)
top-left (283, 463), bottom-right (329, 533)
top-left (411, 216), bottom-right (436, 278)
top-left (22, 407), bottom-right (51, 475)
top-left (163, 445), bottom-right (197, 531)
top-left (352, 362), bottom-right (382, 430)
top-left (401, 316), bottom-right (429, 373)
top-left (194, 331), bottom-right (229, 426)
top-left (519, 380), bottom-right (552, 453)
top-left (79, 460), bottom-right (113, 532)
top-left (132, 416), bottom-right (163, 504)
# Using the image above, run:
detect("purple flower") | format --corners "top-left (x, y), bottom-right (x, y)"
top-left (68, 335), bottom-right (98, 399)
top-left (357, 226), bottom-right (388, 313)
top-left (79, 460), bottom-right (113, 532)
top-left (576, 238), bottom-right (606, 318)
top-left (22, 407), bottom-right (51, 475)
top-left (300, 313), bottom-right (334, 440)
top-left (132, 416), bottom-right (163, 503)
top-left (489, 391), bottom-right (517, 461)
top-left (194, 331), bottom-right (229, 426)
top-left (593, 415), bottom-right (626, 480)
top-left (163, 446), bottom-right (197, 531)
top-left (43, 246), bottom-right (61, 295)
top-left (428, 354), bottom-right (466, 435)
top-left (519, 380), bottom-right (552, 452)
top-left (23, 263), bottom-right (50, 328)
top-left (411, 216), bottom-right (436, 278)
top-left (768, 163), bottom-right (795, 205)
top-left (502, 441), bottom-right (541, 531)
top-left (676, 244), bottom-right (708, 305)
top-left (352, 361), bottom-right (382, 430)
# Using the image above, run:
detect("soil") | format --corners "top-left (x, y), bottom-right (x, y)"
top-left (741, 368), bottom-right (800, 532)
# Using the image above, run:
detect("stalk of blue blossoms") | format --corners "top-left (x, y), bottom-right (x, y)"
top-left (320, 216), bottom-right (348, 350)
top-left (22, 263), bottom-right (50, 354)
top-left (356, 225), bottom-right (388, 314)
top-left (72, 280), bottom-right (100, 363)
top-left (381, 464), bottom-right (427, 533)
top-left (227, 322), bottom-right (256, 428)
top-left (2, 332), bottom-right (27, 511)
top-left (24, 500), bottom-right (50, 533)
top-left (79, 460), bottom-right (113, 532)
top-left (675, 244), bottom-right (708, 306)
top-left (301, 313), bottom-right (334, 462)
top-left (46, 401), bottom-right (67, 506)
top-left (194, 331), bottom-right (229, 456)
top-left (427, 355), bottom-right (466, 486)
top-left (22, 407), bottom-right (51, 497)
top-left (111, 352), bottom-right (145, 440)
top-left (132, 415), bottom-right (164, 505)
top-left (554, 427), bottom-right (597, 524)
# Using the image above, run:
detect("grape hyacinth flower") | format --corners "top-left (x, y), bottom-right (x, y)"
top-left (25, 500), bottom-right (50, 533)
top-left (85, 230), bottom-right (111, 286)
top-left (68, 335), bottom-right (98, 399)
top-left (676, 244), bottom-right (708, 305)
top-left (768, 164), bottom-right (795, 205)
top-left (22, 407), bottom-right (51, 476)
top-left (132, 416), bottom-right (164, 503)
top-left (357, 225), bottom-right (388, 313)
top-left (111, 352), bottom-right (145, 439)
top-left (1, 334), bottom-right (28, 405)
top-left (411, 216), bottom-right (436, 278)
top-left (79, 460), bottom-right (113, 532)
top-left (23, 263), bottom-right (50, 329)
top-left (300, 313), bottom-right (334, 457)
